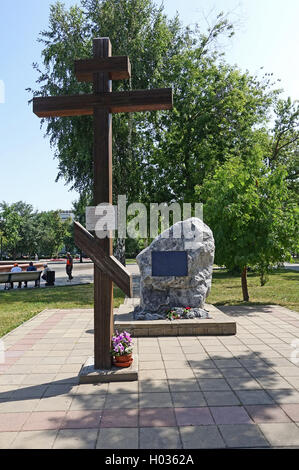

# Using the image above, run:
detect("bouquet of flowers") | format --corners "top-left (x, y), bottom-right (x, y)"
top-left (111, 331), bottom-right (133, 357)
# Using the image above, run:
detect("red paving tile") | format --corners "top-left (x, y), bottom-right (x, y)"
top-left (245, 405), bottom-right (292, 423)
top-left (62, 411), bottom-right (102, 429)
top-left (280, 404), bottom-right (299, 422)
top-left (101, 409), bottom-right (138, 428)
top-left (0, 412), bottom-right (31, 431)
top-left (175, 407), bottom-right (214, 426)
top-left (139, 408), bottom-right (176, 427)
top-left (22, 411), bottom-right (66, 430)
top-left (210, 406), bottom-right (253, 424)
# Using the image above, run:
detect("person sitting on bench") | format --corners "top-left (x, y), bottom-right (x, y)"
top-left (24, 262), bottom-right (38, 288)
top-left (10, 263), bottom-right (22, 289)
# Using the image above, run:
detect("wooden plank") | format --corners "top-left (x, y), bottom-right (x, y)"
top-left (92, 38), bottom-right (114, 371)
top-left (73, 222), bottom-right (132, 298)
top-left (75, 56), bottom-right (131, 81)
top-left (33, 88), bottom-right (173, 117)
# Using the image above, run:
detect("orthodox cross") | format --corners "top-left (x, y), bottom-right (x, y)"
top-left (33, 37), bottom-right (173, 370)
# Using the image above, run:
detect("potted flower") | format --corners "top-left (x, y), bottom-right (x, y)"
top-left (111, 331), bottom-right (133, 367)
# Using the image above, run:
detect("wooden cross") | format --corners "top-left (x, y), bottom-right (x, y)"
top-left (33, 37), bottom-right (173, 370)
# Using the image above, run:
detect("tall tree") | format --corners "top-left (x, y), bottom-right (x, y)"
top-left (199, 154), bottom-right (298, 300)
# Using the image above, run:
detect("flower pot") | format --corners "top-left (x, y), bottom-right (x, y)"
top-left (113, 354), bottom-right (133, 368)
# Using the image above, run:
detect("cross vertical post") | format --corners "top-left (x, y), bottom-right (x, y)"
top-left (32, 37), bottom-right (173, 378)
top-left (92, 38), bottom-right (113, 369)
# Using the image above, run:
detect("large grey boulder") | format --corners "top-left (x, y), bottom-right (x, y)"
top-left (134, 217), bottom-right (215, 320)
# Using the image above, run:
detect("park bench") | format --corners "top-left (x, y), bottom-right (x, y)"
top-left (0, 271), bottom-right (42, 290)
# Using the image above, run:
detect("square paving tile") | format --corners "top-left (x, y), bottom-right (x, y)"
top-left (219, 424), bottom-right (270, 448)
top-left (258, 423), bottom-right (299, 446)
top-left (105, 393), bottom-right (138, 409)
top-left (61, 410), bottom-right (102, 429)
top-left (226, 378), bottom-right (262, 390)
top-left (245, 405), bottom-right (291, 423)
top-left (266, 389), bottom-right (299, 404)
top-left (69, 395), bottom-right (106, 411)
top-left (0, 413), bottom-right (30, 432)
top-left (139, 392), bottom-right (172, 408)
top-left (139, 380), bottom-right (170, 393)
top-left (10, 430), bottom-right (57, 449)
top-left (0, 399), bottom-right (39, 413)
top-left (180, 425), bottom-right (225, 449)
top-left (203, 391), bottom-right (240, 406)
top-left (220, 368), bottom-right (252, 378)
top-left (22, 411), bottom-right (65, 431)
top-left (139, 408), bottom-right (176, 427)
top-left (175, 407), bottom-right (214, 426)
top-left (34, 396), bottom-right (73, 412)
top-left (108, 382), bottom-right (138, 394)
top-left (168, 379), bottom-right (200, 392)
top-left (214, 359), bottom-right (241, 368)
top-left (140, 427), bottom-right (181, 449)
top-left (96, 427), bottom-right (138, 449)
top-left (198, 379), bottom-right (230, 391)
top-left (280, 404), bottom-right (299, 422)
top-left (171, 392), bottom-right (206, 407)
top-left (210, 406), bottom-right (252, 424)
top-left (53, 429), bottom-right (98, 449)
top-left (139, 370), bottom-right (167, 380)
top-left (0, 432), bottom-right (18, 449)
top-left (100, 409), bottom-right (138, 428)
top-left (257, 376), bottom-right (294, 389)
top-left (235, 390), bottom-right (274, 405)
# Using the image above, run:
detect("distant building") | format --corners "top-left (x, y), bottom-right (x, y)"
top-left (59, 210), bottom-right (75, 222)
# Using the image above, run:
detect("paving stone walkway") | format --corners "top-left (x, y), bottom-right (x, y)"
top-left (0, 304), bottom-right (299, 448)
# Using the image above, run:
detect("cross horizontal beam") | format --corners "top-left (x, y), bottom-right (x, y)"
top-left (75, 56), bottom-right (131, 81)
top-left (33, 89), bottom-right (173, 117)
top-left (73, 221), bottom-right (132, 298)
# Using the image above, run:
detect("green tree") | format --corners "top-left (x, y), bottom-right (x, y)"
top-left (198, 155), bottom-right (298, 300)
top-left (0, 202), bottom-right (22, 258)
top-left (35, 211), bottom-right (69, 257)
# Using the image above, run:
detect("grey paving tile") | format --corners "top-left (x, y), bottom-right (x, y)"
top-left (235, 390), bottom-right (275, 405)
top-left (0, 432), bottom-right (18, 449)
top-left (258, 423), bottom-right (299, 446)
top-left (266, 389), bottom-right (299, 404)
top-left (139, 380), bottom-right (170, 393)
top-left (168, 379), bottom-right (200, 392)
top-left (139, 392), bottom-right (172, 408)
top-left (53, 429), bottom-right (98, 449)
top-left (219, 424), bottom-right (270, 448)
top-left (105, 393), bottom-right (138, 409)
top-left (198, 379), bottom-right (231, 391)
top-left (96, 428), bottom-right (138, 449)
top-left (10, 430), bottom-right (57, 449)
top-left (180, 425), bottom-right (225, 449)
top-left (203, 391), bottom-right (240, 406)
top-left (171, 392), bottom-right (206, 407)
top-left (140, 427), bottom-right (182, 449)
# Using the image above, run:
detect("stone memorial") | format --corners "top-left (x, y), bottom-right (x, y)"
top-left (134, 217), bottom-right (215, 320)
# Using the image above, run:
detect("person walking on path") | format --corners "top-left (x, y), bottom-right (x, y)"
top-left (66, 252), bottom-right (73, 281)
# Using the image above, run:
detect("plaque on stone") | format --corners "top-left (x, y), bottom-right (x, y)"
top-left (152, 251), bottom-right (188, 277)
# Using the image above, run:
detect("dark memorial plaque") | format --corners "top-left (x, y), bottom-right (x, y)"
top-left (152, 251), bottom-right (188, 277)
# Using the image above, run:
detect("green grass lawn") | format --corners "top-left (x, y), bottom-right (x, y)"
top-left (0, 284), bottom-right (125, 338)
top-left (0, 268), bottom-right (297, 338)
top-left (208, 268), bottom-right (299, 312)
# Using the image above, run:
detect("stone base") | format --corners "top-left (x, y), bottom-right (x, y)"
top-left (114, 300), bottom-right (236, 337)
top-left (78, 354), bottom-right (139, 384)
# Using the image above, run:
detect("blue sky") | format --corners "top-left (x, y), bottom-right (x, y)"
top-left (0, 0), bottom-right (298, 211)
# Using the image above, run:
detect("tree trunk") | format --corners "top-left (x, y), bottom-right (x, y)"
top-left (241, 266), bottom-right (249, 301)
top-left (114, 238), bottom-right (126, 266)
